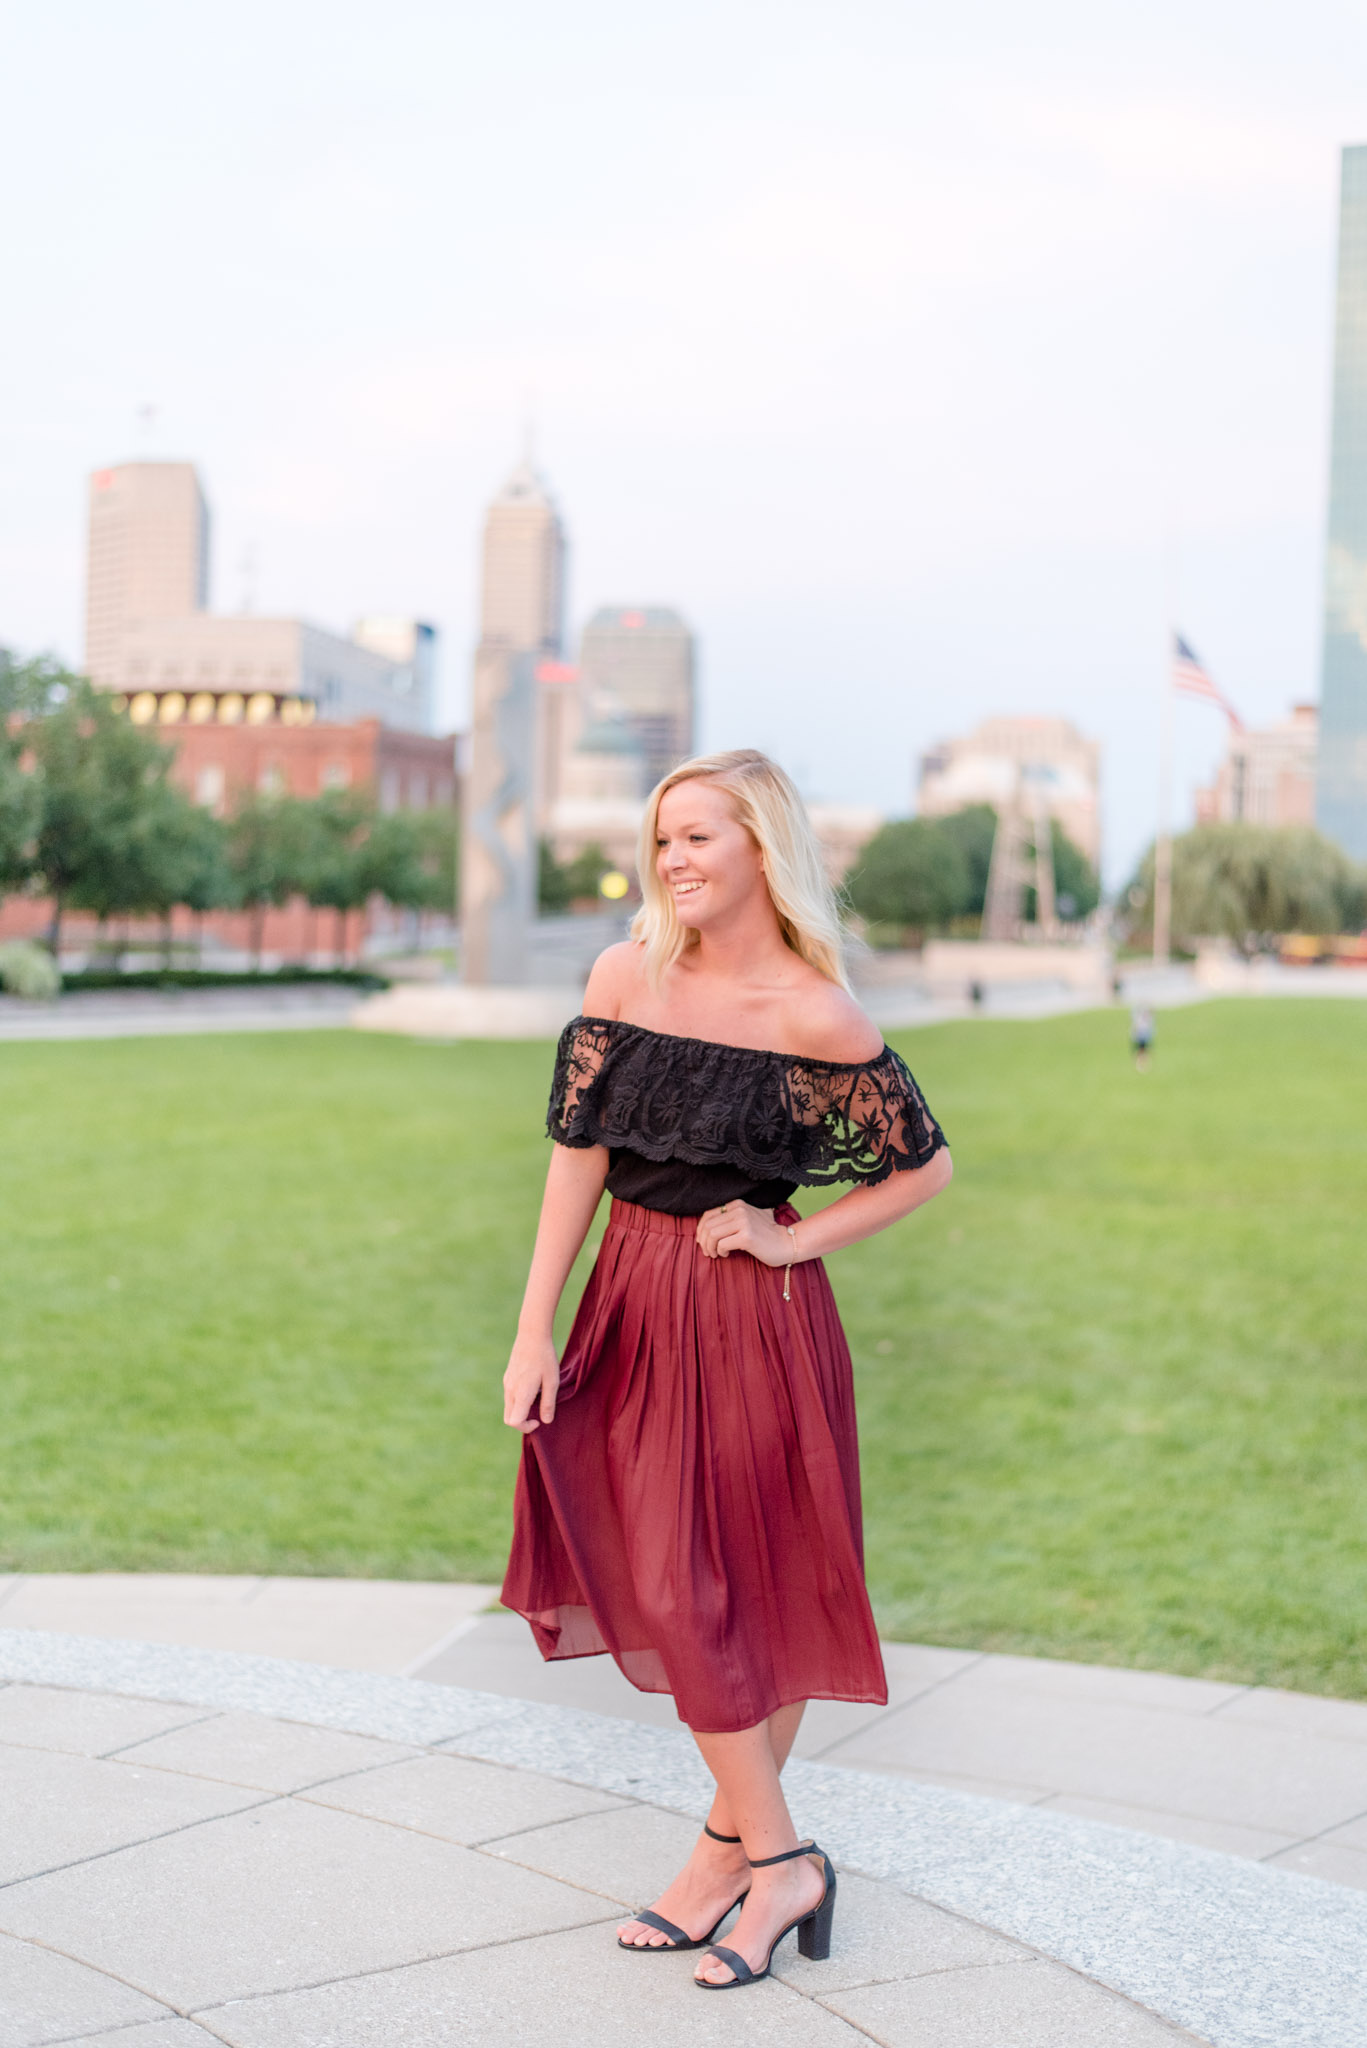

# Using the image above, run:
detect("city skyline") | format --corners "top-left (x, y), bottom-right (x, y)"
top-left (5, 4), bottom-right (1367, 882)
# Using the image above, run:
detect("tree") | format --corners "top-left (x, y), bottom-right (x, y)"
top-left (24, 678), bottom-right (188, 956)
top-left (932, 805), bottom-right (998, 918)
top-left (304, 789), bottom-right (373, 964)
top-left (1048, 820), bottom-right (1101, 922)
top-left (225, 793), bottom-right (320, 968)
top-left (539, 839), bottom-right (611, 914)
top-left (1125, 823), bottom-right (1364, 954)
top-left (128, 790), bottom-right (232, 965)
top-left (0, 657), bottom-right (47, 892)
top-left (359, 807), bottom-right (458, 930)
top-left (845, 819), bottom-right (969, 938)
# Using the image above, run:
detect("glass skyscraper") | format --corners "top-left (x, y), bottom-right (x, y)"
top-left (1319, 144), bottom-right (1367, 856)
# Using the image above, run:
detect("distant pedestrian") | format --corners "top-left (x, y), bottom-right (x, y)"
top-left (1130, 1005), bottom-right (1154, 1071)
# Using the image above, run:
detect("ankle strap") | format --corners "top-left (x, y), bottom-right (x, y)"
top-left (703, 1823), bottom-right (742, 1844)
top-left (746, 1838), bottom-right (819, 1868)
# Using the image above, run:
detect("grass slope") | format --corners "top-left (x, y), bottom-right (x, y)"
top-left (0, 1002), bottom-right (1363, 1696)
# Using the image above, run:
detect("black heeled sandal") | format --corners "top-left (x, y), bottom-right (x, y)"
top-left (695, 1840), bottom-right (836, 1989)
top-left (617, 1824), bottom-right (751, 1953)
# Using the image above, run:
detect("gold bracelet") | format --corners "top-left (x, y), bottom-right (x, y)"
top-left (783, 1223), bottom-right (798, 1302)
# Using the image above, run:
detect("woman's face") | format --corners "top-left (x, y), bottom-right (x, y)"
top-left (655, 778), bottom-right (767, 933)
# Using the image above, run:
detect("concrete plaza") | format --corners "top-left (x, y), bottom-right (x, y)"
top-left (2, 1577), bottom-right (1366, 2047)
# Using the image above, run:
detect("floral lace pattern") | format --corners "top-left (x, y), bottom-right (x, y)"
top-left (547, 1015), bottom-right (946, 1187)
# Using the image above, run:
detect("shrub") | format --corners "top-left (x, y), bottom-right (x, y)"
top-left (0, 939), bottom-right (61, 1001)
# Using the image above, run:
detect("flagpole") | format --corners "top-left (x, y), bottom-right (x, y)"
top-left (1152, 632), bottom-right (1174, 967)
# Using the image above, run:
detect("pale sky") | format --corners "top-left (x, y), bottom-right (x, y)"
top-left (3, 0), bottom-right (1365, 880)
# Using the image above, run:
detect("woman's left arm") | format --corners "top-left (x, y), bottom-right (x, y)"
top-left (697, 1148), bottom-right (952, 1268)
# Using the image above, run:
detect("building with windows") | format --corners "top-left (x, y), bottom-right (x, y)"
top-left (578, 606), bottom-right (695, 789)
top-left (462, 459), bottom-right (568, 981)
top-left (917, 715), bottom-right (1100, 865)
top-left (1319, 144), bottom-right (1367, 857)
top-left (1195, 705), bottom-right (1318, 827)
top-left (478, 461), bottom-right (566, 652)
top-left (83, 462), bottom-right (439, 735)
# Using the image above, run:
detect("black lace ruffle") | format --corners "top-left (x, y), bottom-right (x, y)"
top-left (547, 1016), bottom-right (946, 1188)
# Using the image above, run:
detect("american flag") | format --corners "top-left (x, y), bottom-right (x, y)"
top-left (1172, 634), bottom-right (1243, 729)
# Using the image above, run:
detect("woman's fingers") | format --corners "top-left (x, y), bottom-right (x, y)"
top-left (697, 1205), bottom-right (762, 1261)
top-left (539, 1368), bottom-right (558, 1426)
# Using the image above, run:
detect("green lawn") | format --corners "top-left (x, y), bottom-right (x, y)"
top-left (1, 1003), bottom-right (1364, 1697)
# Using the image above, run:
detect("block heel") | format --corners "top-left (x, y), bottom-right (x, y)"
top-left (797, 1873), bottom-right (836, 1960)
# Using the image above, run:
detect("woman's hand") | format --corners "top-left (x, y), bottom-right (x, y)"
top-left (696, 1202), bottom-right (794, 1269)
top-left (503, 1332), bottom-right (561, 1433)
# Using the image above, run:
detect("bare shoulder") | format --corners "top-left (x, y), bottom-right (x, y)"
top-left (581, 940), bottom-right (647, 1021)
top-left (786, 976), bottom-right (884, 1064)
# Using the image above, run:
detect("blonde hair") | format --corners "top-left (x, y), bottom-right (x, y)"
top-left (630, 748), bottom-right (850, 990)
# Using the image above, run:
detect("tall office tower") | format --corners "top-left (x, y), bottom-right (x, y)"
top-left (578, 607), bottom-right (695, 789)
top-left (478, 461), bottom-right (565, 653)
top-left (462, 459), bottom-right (567, 983)
top-left (1319, 144), bottom-right (1367, 857)
top-left (85, 462), bottom-right (209, 683)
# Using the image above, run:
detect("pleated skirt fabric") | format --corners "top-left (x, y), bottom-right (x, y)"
top-left (501, 1198), bottom-right (888, 1734)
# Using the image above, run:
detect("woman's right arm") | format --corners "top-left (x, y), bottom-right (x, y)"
top-left (502, 1142), bottom-right (609, 1434)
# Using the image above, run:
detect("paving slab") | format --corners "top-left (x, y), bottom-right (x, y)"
top-left (64, 2024), bottom-right (226, 2046)
top-left (0, 1682), bottom-right (213, 1757)
top-left (414, 1608), bottom-right (686, 1722)
top-left (1214, 1686), bottom-right (1367, 1746)
top-left (770, 1870), bottom-right (1029, 1993)
top-left (1316, 1811), bottom-right (1367, 1851)
top-left (0, 1574), bottom-right (495, 1673)
top-left (940, 1651), bottom-right (1249, 1716)
top-left (106, 1706), bottom-right (419, 1791)
top-left (0, 1928), bottom-right (171, 2046)
top-left (0, 1797), bottom-right (609, 2011)
top-left (301, 1749), bottom-right (630, 1844)
top-left (483, 1801), bottom-right (703, 1907)
top-left (201, 1918), bottom-right (867, 2047)
top-left (1267, 1839), bottom-right (1367, 1890)
top-left (0, 1742), bottom-right (261, 1884)
top-left (824, 1955), bottom-right (1192, 2045)
top-left (845, 1758), bottom-right (1055, 1804)
top-left (819, 1673), bottom-right (1367, 1838)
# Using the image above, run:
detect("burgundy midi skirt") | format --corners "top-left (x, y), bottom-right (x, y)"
top-left (501, 1198), bottom-right (888, 1734)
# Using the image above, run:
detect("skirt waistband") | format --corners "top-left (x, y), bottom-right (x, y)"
top-left (606, 1197), bottom-right (798, 1237)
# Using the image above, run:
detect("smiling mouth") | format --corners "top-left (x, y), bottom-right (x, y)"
top-left (673, 880), bottom-right (704, 897)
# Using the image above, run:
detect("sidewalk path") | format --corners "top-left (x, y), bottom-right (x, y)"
top-left (3, 1626), bottom-right (1367, 2045)
top-left (0, 985), bottom-right (357, 1041)
top-left (5, 1575), bottom-right (1363, 1892)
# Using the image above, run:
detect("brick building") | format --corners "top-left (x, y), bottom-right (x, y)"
top-left (0, 718), bottom-right (459, 966)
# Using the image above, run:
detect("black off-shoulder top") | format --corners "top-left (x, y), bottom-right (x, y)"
top-left (547, 1015), bottom-right (947, 1218)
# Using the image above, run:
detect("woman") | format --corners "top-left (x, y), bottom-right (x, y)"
top-left (502, 749), bottom-right (951, 1991)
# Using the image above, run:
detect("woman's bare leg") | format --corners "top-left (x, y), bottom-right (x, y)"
top-left (615, 1702), bottom-right (807, 1950)
top-left (689, 1718), bottom-right (825, 1984)
top-left (703, 1700), bottom-right (805, 1836)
